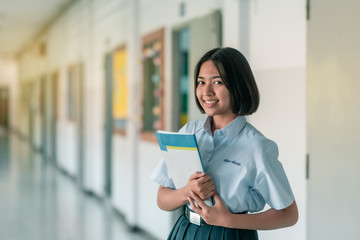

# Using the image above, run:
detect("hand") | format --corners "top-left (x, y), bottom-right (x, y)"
top-left (188, 191), bottom-right (231, 227)
top-left (183, 172), bottom-right (215, 201)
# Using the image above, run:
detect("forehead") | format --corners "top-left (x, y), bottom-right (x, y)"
top-left (198, 60), bottom-right (220, 76)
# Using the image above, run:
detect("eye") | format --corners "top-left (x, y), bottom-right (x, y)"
top-left (197, 80), bottom-right (205, 85)
top-left (214, 80), bottom-right (223, 85)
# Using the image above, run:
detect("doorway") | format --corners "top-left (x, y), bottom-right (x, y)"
top-left (104, 53), bottom-right (113, 197)
top-left (172, 27), bottom-right (190, 130)
top-left (172, 10), bottom-right (222, 129)
top-left (28, 82), bottom-right (35, 149)
top-left (0, 87), bottom-right (9, 130)
top-left (40, 76), bottom-right (46, 156)
top-left (50, 72), bottom-right (59, 166)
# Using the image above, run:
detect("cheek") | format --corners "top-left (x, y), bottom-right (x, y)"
top-left (196, 88), bottom-right (201, 100)
top-left (221, 90), bottom-right (232, 104)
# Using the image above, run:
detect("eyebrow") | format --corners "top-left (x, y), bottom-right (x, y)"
top-left (197, 75), bottom-right (221, 80)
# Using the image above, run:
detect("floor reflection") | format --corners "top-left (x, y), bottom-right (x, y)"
top-left (0, 131), bottom-right (156, 240)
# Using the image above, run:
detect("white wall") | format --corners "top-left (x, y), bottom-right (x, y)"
top-left (240, 1), bottom-right (307, 240)
top-left (250, 67), bottom-right (306, 240)
top-left (307, 1), bottom-right (360, 239)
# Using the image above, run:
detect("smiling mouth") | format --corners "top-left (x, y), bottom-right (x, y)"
top-left (204, 100), bottom-right (219, 104)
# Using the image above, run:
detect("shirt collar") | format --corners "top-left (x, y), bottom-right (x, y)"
top-left (202, 115), bottom-right (247, 142)
top-left (203, 117), bottom-right (213, 136)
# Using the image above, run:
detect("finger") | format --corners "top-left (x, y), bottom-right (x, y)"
top-left (212, 192), bottom-right (223, 205)
top-left (187, 196), bottom-right (200, 212)
top-left (202, 179), bottom-right (214, 189)
top-left (203, 189), bottom-right (215, 200)
top-left (197, 176), bottom-right (212, 186)
top-left (202, 182), bottom-right (215, 193)
top-left (189, 171), bottom-right (205, 180)
top-left (189, 191), bottom-right (208, 209)
top-left (200, 186), bottom-right (215, 200)
top-left (194, 175), bottom-right (210, 184)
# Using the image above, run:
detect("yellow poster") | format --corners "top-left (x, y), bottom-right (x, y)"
top-left (113, 47), bottom-right (128, 119)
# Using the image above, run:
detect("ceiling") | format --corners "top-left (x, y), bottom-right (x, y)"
top-left (0, 0), bottom-right (75, 58)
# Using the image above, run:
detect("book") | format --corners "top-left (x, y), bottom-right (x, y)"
top-left (155, 130), bottom-right (213, 206)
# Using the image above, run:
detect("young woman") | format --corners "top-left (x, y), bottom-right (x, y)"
top-left (151, 47), bottom-right (298, 239)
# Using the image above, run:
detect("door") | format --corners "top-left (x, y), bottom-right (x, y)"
top-left (104, 53), bottom-right (113, 197)
top-left (77, 64), bottom-right (85, 189)
top-left (172, 10), bottom-right (222, 129)
top-left (307, 1), bottom-right (360, 239)
top-left (189, 10), bottom-right (222, 122)
top-left (169, 10), bottom-right (222, 225)
top-left (28, 82), bottom-right (35, 149)
top-left (0, 87), bottom-right (9, 130)
top-left (51, 72), bottom-right (59, 166)
top-left (172, 27), bottom-right (190, 130)
top-left (40, 76), bottom-right (46, 156)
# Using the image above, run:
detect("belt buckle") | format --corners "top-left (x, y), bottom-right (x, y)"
top-left (189, 211), bottom-right (201, 226)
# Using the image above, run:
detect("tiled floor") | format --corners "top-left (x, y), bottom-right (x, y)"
top-left (0, 130), bottom-right (156, 240)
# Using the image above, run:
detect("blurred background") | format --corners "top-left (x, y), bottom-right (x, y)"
top-left (0, 0), bottom-right (359, 239)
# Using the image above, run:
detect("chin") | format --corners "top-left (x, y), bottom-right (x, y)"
top-left (202, 108), bottom-right (217, 117)
top-left (204, 112), bottom-right (215, 117)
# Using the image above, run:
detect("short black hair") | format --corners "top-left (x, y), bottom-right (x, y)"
top-left (194, 47), bottom-right (259, 115)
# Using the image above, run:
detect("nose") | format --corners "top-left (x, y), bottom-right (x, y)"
top-left (203, 83), bottom-right (214, 96)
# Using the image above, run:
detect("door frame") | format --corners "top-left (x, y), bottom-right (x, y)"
top-left (104, 52), bottom-right (113, 197)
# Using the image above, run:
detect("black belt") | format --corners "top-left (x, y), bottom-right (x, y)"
top-left (184, 205), bottom-right (248, 226)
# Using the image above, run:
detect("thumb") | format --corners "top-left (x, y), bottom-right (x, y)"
top-left (213, 192), bottom-right (223, 205)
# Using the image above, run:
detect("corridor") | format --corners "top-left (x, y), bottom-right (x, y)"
top-left (0, 129), bottom-right (155, 240)
top-left (1, 0), bottom-right (360, 239)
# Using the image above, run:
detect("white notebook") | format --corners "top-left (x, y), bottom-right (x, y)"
top-left (156, 130), bottom-right (213, 206)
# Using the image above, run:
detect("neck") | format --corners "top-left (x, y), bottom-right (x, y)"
top-left (210, 114), bottom-right (238, 134)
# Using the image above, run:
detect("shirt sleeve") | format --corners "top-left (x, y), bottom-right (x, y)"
top-left (150, 157), bottom-right (176, 189)
top-left (252, 139), bottom-right (295, 210)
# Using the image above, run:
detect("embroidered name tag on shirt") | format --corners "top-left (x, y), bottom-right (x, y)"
top-left (224, 159), bottom-right (241, 166)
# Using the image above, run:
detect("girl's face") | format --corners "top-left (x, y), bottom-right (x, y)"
top-left (196, 60), bottom-right (236, 121)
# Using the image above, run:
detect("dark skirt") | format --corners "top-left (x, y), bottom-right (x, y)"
top-left (168, 214), bottom-right (258, 240)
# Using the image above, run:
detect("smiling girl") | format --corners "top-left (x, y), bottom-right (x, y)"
top-left (151, 47), bottom-right (298, 239)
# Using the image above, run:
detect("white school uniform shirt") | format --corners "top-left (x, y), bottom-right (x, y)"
top-left (151, 115), bottom-right (295, 213)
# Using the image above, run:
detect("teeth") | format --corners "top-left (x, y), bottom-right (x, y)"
top-left (205, 100), bottom-right (217, 104)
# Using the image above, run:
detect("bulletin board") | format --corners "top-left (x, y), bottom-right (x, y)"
top-left (112, 45), bottom-right (128, 134)
top-left (141, 28), bottom-right (164, 142)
